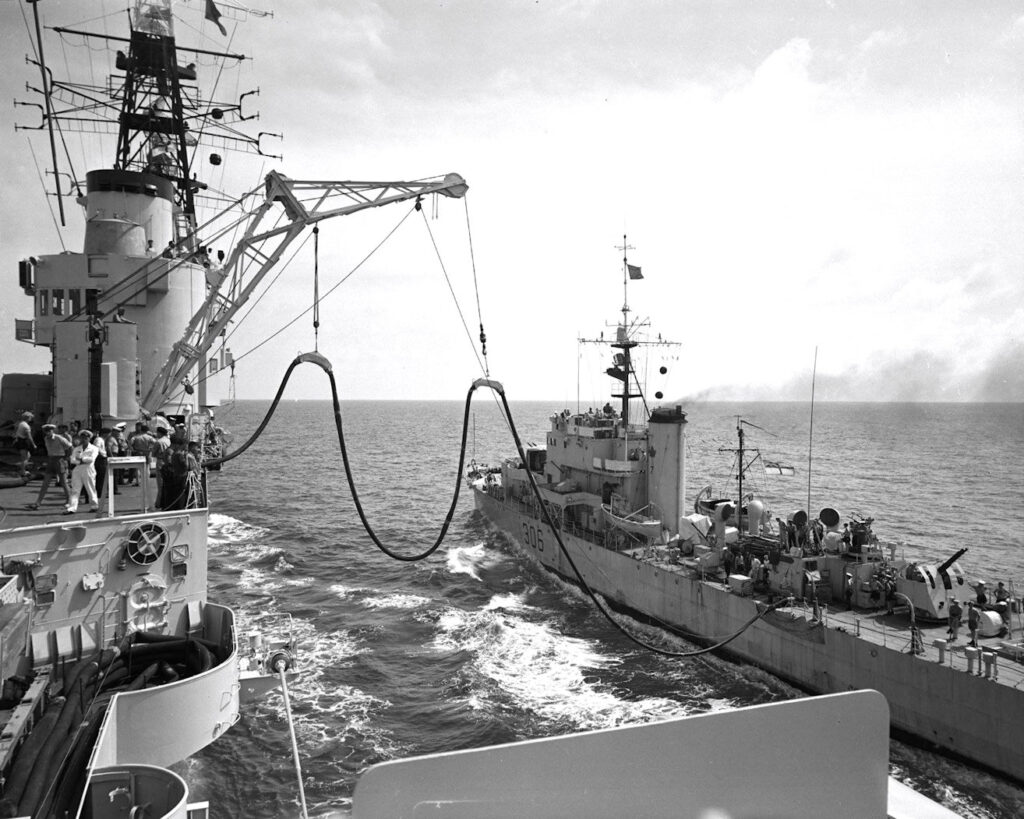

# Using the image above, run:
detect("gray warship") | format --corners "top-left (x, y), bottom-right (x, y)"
top-left (468, 251), bottom-right (1024, 786)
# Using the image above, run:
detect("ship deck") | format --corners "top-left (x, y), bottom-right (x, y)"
top-left (479, 486), bottom-right (1024, 692)
top-left (628, 547), bottom-right (1024, 692)
top-left (1, 473), bottom-right (158, 533)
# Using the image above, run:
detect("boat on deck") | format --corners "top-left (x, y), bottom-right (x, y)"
top-left (601, 499), bottom-right (663, 539)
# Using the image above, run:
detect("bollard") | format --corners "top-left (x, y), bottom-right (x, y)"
top-left (965, 646), bottom-right (980, 674)
top-left (932, 639), bottom-right (947, 664)
top-left (982, 651), bottom-right (998, 680)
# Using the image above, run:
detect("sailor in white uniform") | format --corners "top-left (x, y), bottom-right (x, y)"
top-left (66, 430), bottom-right (100, 514)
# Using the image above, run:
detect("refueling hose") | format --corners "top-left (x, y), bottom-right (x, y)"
top-left (208, 351), bottom-right (471, 562)
top-left (209, 353), bottom-right (789, 658)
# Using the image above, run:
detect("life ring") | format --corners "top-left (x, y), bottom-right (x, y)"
top-left (125, 522), bottom-right (168, 565)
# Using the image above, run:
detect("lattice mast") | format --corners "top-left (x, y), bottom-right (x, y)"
top-left (116, 2), bottom-right (203, 248)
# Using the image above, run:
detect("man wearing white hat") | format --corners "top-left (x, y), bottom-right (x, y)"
top-left (66, 430), bottom-right (100, 514)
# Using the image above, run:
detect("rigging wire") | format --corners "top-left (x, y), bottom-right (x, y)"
top-left (56, 24), bottom-right (85, 195)
top-left (217, 230), bottom-right (314, 347)
top-left (59, 188), bottom-right (258, 322)
top-left (23, 0), bottom-right (68, 230)
top-left (419, 207), bottom-right (486, 375)
top-left (312, 226), bottom-right (320, 351)
top-left (207, 354), bottom-right (790, 657)
top-left (418, 200), bottom-right (507, 425)
top-left (27, 139), bottom-right (67, 252)
top-left (180, 14), bottom-right (239, 182)
top-left (159, 204), bottom-right (418, 408)
top-left (215, 207), bottom-right (415, 364)
top-left (463, 197), bottom-right (488, 376)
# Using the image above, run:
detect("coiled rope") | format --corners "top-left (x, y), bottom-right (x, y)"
top-left (208, 353), bottom-right (790, 657)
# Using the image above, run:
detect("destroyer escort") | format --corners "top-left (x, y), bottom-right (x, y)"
top-left (468, 249), bottom-right (1024, 786)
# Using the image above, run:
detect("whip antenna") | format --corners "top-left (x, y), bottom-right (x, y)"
top-left (807, 346), bottom-right (818, 513)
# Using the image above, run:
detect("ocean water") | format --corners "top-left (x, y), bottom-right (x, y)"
top-left (182, 399), bottom-right (1024, 818)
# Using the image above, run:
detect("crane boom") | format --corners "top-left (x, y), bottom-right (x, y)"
top-left (140, 170), bottom-right (468, 411)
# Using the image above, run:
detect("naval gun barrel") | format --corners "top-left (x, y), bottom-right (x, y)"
top-left (936, 547), bottom-right (968, 576)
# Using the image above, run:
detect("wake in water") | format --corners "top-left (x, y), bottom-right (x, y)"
top-left (429, 590), bottom-right (693, 732)
top-left (445, 540), bottom-right (502, 581)
top-left (326, 582), bottom-right (432, 611)
top-left (193, 400), bottom-right (1024, 819)
top-left (203, 513), bottom-right (404, 815)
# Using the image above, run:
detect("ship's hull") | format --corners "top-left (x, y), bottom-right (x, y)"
top-left (473, 486), bottom-right (1024, 784)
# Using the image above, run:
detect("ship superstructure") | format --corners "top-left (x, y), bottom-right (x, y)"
top-left (11, 0), bottom-right (257, 423)
top-left (0, 3), bottom-right (286, 815)
top-left (469, 251), bottom-right (1024, 786)
top-left (0, 1), bottom-right (468, 815)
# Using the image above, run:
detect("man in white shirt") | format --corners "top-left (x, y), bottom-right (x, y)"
top-left (66, 430), bottom-right (100, 514)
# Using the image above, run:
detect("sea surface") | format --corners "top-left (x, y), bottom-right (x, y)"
top-left (182, 399), bottom-right (1024, 818)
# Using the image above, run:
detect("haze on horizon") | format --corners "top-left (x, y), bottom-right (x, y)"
top-left (1, 1), bottom-right (1021, 406)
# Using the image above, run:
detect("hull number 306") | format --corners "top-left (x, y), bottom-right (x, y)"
top-left (522, 522), bottom-right (544, 552)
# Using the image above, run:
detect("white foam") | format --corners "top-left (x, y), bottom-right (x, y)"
top-left (433, 606), bottom-right (691, 730)
top-left (273, 554), bottom-right (295, 573)
top-left (208, 512), bottom-right (268, 542)
top-left (329, 582), bottom-right (370, 599)
top-left (482, 592), bottom-right (534, 613)
top-left (445, 542), bottom-right (488, 581)
top-left (329, 583), bottom-right (428, 610)
top-left (361, 593), bottom-right (431, 610)
top-left (243, 616), bottom-right (402, 766)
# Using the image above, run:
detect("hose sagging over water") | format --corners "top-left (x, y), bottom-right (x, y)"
top-left (211, 353), bottom-right (788, 661)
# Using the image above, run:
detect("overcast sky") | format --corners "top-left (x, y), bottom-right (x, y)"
top-left (1, 0), bottom-right (1022, 404)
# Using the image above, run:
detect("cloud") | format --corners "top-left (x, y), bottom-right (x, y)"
top-left (2, 2), bottom-right (1022, 404)
top-left (974, 338), bottom-right (1024, 402)
top-left (694, 340), bottom-right (1024, 403)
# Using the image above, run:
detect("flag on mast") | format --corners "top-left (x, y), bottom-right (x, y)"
top-left (627, 263), bottom-right (643, 280)
top-left (205, 0), bottom-right (228, 35)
